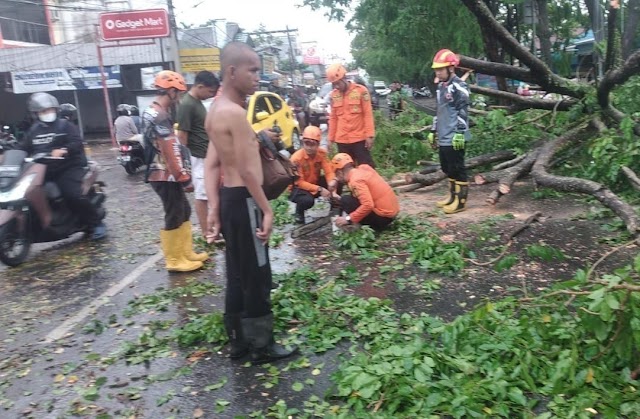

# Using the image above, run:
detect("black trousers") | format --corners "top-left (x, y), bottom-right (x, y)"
top-left (48, 165), bottom-right (100, 228)
top-left (220, 187), bottom-right (272, 319)
top-left (150, 181), bottom-right (191, 230)
top-left (337, 140), bottom-right (375, 168)
top-left (438, 146), bottom-right (467, 182)
top-left (288, 178), bottom-right (328, 214)
top-left (341, 195), bottom-right (394, 230)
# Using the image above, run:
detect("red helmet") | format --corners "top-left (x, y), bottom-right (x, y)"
top-left (154, 70), bottom-right (187, 91)
top-left (302, 126), bottom-right (322, 142)
top-left (326, 63), bottom-right (347, 83)
top-left (431, 49), bottom-right (459, 69)
top-left (331, 153), bottom-right (354, 170)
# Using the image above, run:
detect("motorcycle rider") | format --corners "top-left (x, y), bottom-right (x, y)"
top-left (129, 105), bottom-right (142, 133)
top-left (19, 92), bottom-right (106, 240)
top-left (114, 104), bottom-right (139, 144)
top-left (59, 103), bottom-right (78, 124)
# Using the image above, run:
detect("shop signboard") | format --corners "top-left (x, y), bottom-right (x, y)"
top-left (100, 9), bottom-right (170, 41)
top-left (11, 66), bottom-right (122, 94)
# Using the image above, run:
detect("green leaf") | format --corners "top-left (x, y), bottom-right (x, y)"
top-left (292, 382), bottom-right (304, 392)
top-left (508, 387), bottom-right (527, 406)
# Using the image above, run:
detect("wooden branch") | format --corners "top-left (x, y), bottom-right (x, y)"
top-left (418, 165), bottom-right (441, 175)
top-left (458, 56), bottom-right (534, 83)
top-left (493, 154), bottom-right (527, 171)
top-left (469, 108), bottom-right (490, 116)
top-left (470, 85), bottom-right (576, 111)
top-left (604, 5), bottom-right (619, 73)
top-left (395, 183), bottom-right (426, 193)
top-left (416, 160), bottom-right (439, 166)
top-left (591, 115), bottom-right (608, 133)
top-left (485, 149), bottom-right (541, 205)
top-left (388, 179), bottom-right (410, 187)
top-left (598, 49), bottom-right (640, 109)
top-left (531, 124), bottom-right (640, 234)
top-left (405, 150), bottom-right (516, 186)
top-left (622, 166), bottom-right (640, 191)
top-left (503, 111), bottom-right (551, 131)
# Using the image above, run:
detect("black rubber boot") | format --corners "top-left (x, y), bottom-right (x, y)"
top-left (223, 314), bottom-right (249, 359)
top-left (242, 314), bottom-right (299, 365)
top-left (294, 210), bottom-right (305, 225)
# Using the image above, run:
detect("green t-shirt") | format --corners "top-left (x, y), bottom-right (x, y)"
top-left (176, 93), bottom-right (209, 158)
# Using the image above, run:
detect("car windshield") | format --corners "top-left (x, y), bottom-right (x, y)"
top-left (317, 82), bottom-right (333, 99)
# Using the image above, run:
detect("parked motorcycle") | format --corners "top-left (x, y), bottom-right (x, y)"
top-left (413, 87), bottom-right (432, 98)
top-left (0, 126), bottom-right (18, 154)
top-left (0, 150), bottom-right (106, 267)
top-left (117, 134), bottom-right (145, 174)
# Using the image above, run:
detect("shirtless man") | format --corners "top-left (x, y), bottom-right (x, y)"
top-left (204, 42), bottom-right (298, 365)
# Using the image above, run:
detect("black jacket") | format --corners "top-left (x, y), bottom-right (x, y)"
top-left (20, 118), bottom-right (87, 168)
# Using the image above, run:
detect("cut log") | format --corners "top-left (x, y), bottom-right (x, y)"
top-left (622, 166), bottom-right (640, 192)
top-left (493, 154), bottom-right (527, 171)
top-left (395, 183), bottom-right (425, 193)
top-left (485, 148), bottom-right (541, 205)
top-left (419, 165), bottom-right (441, 175)
top-left (406, 150), bottom-right (516, 186)
top-left (416, 160), bottom-right (439, 166)
top-left (388, 179), bottom-right (410, 187)
top-left (531, 123), bottom-right (640, 234)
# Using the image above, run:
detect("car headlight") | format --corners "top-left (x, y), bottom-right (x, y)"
top-left (0, 173), bottom-right (36, 203)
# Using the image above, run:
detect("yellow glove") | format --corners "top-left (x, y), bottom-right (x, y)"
top-left (427, 132), bottom-right (435, 144)
top-left (452, 133), bottom-right (465, 150)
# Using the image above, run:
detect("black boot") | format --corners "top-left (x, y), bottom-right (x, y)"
top-left (242, 314), bottom-right (299, 365)
top-left (294, 210), bottom-right (305, 225)
top-left (223, 314), bottom-right (249, 359)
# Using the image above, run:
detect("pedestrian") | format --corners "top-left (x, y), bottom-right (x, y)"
top-left (204, 41), bottom-right (298, 364)
top-left (289, 125), bottom-right (338, 224)
top-left (114, 104), bottom-right (138, 144)
top-left (387, 81), bottom-right (405, 120)
top-left (331, 153), bottom-right (399, 230)
top-left (143, 70), bottom-right (207, 272)
top-left (175, 70), bottom-right (220, 239)
top-left (20, 93), bottom-right (106, 240)
top-left (428, 49), bottom-right (471, 214)
top-left (326, 63), bottom-right (376, 167)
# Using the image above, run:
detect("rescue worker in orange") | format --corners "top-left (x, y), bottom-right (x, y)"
top-left (326, 64), bottom-right (376, 168)
top-left (289, 125), bottom-right (338, 224)
top-left (331, 153), bottom-right (399, 230)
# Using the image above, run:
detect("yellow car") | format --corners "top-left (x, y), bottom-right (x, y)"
top-left (247, 91), bottom-right (300, 151)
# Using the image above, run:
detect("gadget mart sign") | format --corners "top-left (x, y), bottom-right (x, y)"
top-left (100, 9), bottom-right (169, 41)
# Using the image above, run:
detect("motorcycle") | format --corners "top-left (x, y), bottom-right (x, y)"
top-left (413, 87), bottom-right (432, 98)
top-left (117, 134), bottom-right (145, 174)
top-left (0, 150), bottom-right (106, 267)
top-left (0, 126), bottom-right (18, 154)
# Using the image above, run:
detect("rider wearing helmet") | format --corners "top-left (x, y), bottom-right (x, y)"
top-left (143, 70), bottom-right (205, 273)
top-left (326, 63), bottom-right (376, 168)
top-left (20, 92), bottom-right (106, 240)
top-left (128, 105), bottom-right (142, 132)
top-left (288, 125), bottom-right (338, 224)
top-left (114, 104), bottom-right (138, 144)
top-left (428, 49), bottom-right (471, 214)
top-left (330, 152), bottom-right (398, 230)
top-left (59, 103), bottom-right (78, 124)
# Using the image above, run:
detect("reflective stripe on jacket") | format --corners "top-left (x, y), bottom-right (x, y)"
top-left (433, 75), bottom-right (471, 146)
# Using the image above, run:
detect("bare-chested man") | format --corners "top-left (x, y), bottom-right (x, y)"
top-left (204, 42), bottom-right (298, 365)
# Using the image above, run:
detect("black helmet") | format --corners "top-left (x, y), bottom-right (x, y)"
top-left (129, 105), bottom-right (139, 116)
top-left (59, 103), bottom-right (77, 121)
top-left (116, 104), bottom-right (131, 116)
top-left (28, 92), bottom-right (59, 113)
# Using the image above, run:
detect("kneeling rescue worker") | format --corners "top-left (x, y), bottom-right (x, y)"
top-left (331, 153), bottom-right (399, 230)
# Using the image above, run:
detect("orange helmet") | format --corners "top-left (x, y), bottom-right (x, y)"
top-left (331, 153), bottom-right (354, 170)
top-left (302, 126), bottom-right (321, 142)
top-left (154, 70), bottom-right (187, 91)
top-left (326, 63), bottom-right (347, 83)
top-left (431, 49), bottom-right (459, 69)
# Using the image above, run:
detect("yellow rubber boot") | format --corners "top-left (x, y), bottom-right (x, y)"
top-left (436, 178), bottom-right (456, 208)
top-left (443, 181), bottom-right (469, 214)
top-left (181, 221), bottom-right (209, 262)
top-left (160, 229), bottom-right (203, 272)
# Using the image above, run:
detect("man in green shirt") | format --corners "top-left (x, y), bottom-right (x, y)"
top-left (176, 71), bottom-right (220, 238)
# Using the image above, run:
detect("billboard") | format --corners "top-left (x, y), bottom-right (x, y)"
top-left (11, 66), bottom-right (122, 94)
top-left (179, 48), bottom-right (221, 72)
top-left (100, 9), bottom-right (170, 41)
top-left (302, 42), bottom-right (322, 65)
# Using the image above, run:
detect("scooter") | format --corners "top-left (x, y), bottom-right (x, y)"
top-left (0, 150), bottom-right (106, 267)
top-left (413, 87), bottom-right (432, 98)
top-left (117, 134), bottom-right (145, 174)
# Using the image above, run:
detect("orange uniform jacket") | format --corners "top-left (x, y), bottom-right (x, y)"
top-left (347, 164), bottom-right (399, 223)
top-left (290, 148), bottom-right (336, 193)
top-left (328, 83), bottom-right (375, 144)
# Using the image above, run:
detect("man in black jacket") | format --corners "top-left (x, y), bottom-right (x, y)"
top-left (20, 92), bottom-right (106, 240)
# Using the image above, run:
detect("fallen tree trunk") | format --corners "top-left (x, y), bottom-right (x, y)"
top-left (405, 150), bottom-right (516, 185)
top-left (622, 166), bottom-right (640, 192)
top-left (531, 124), bottom-right (639, 234)
top-left (419, 165), bottom-right (441, 175)
top-left (485, 148), bottom-right (541, 205)
top-left (493, 154), bottom-right (527, 171)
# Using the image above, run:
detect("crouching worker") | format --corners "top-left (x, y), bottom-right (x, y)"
top-left (289, 125), bottom-right (338, 224)
top-left (331, 153), bottom-right (399, 230)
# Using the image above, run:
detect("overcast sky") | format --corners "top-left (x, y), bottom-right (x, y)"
top-left (138, 0), bottom-right (355, 62)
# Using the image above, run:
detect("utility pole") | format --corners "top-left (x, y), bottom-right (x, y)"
top-left (166, 0), bottom-right (181, 72)
top-left (245, 28), bottom-right (299, 83)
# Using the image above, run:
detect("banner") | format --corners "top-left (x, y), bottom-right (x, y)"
top-left (179, 48), bottom-right (221, 72)
top-left (302, 42), bottom-right (322, 65)
top-left (141, 65), bottom-right (164, 90)
top-left (11, 66), bottom-right (122, 94)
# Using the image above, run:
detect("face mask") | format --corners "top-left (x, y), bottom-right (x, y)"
top-left (38, 112), bottom-right (57, 123)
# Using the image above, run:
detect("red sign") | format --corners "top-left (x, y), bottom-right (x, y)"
top-left (100, 9), bottom-right (170, 41)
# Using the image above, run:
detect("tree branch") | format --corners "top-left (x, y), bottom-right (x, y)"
top-left (470, 85), bottom-right (576, 111)
top-left (458, 56), bottom-right (534, 83)
top-left (597, 49), bottom-right (640, 109)
top-left (604, 4), bottom-right (619, 73)
top-left (531, 124), bottom-right (640, 234)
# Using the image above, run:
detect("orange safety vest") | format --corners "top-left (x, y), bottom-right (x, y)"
top-left (328, 83), bottom-right (375, 144)
top-left (289, 148), bottom-right (335, 193)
